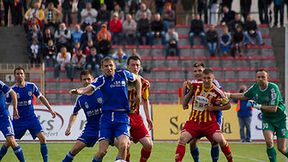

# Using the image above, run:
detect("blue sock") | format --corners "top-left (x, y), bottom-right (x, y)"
top-left (190, 145), bottom-right (200, 162)
top-left (0, 144), bottom-right (8, 160)
top-left (13, 145), bottom-right (25, 162)
top-left (211, 145), bottom-right (219, 162)
top-left (63, 152), bottom-right (74, 162)
top-left (40, 143), bottom-right (48, 162)
top-left (92, 155), bottom-right (102, 162)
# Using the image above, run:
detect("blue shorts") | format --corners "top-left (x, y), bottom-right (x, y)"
top-left (77, 126), bottom-right (99, 147)
top-left (99, 111), bottom-right (130, 143)
top-left (0, 114), bottom-right (14, 138)
top-left (13, 116), bottom-right (43, 139)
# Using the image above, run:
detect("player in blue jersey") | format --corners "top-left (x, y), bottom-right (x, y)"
top-left (62, 70), bottom-right (102, 162)
top-left (70, 57), bottom-right (141, 162)
top-left (0, 80), bottom-right (25, 162)
top-left (182, 62), bottom-right (222, 162)
top-left (3, 67), bottom-right (56, 162)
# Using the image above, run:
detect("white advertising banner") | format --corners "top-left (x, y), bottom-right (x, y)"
top-left (251, 109), bottom-right (265, 140)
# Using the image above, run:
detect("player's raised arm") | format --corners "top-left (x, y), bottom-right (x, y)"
top-left (9, 89), bottom-right (19, 119)
top-left (65, 114), bottom-right (77, 136)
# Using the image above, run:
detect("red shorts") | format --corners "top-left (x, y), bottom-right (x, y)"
top-left (183, 120), bottom-right (221, 142)
top-left (129, 113), bottom-right (150, 143)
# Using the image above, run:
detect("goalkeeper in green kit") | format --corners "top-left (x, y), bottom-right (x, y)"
top-left (226, 69), bottom-right (288, 162)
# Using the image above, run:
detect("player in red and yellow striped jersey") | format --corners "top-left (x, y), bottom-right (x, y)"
top-left (126, 55), bottom-right (153, 162)
top-left (175, 69), bottom-right (233, 162)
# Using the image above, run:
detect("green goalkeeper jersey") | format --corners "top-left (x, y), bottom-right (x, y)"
top-left (244, 82), bottom-right (286, 123)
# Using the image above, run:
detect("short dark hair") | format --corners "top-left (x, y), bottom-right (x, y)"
top-left (193, 62), bottom-right (205, 68)
top-left (101, 57), bottom-right (114, 67)
top-left (203, 68), bottom-right (214, 75)
top-left (127, 55), bottom-right (142, 65)
top-left (14, 67), bottom-right (25, 75)
top-left (80, 70), bottom-right (93, 80)
top-left (256, 69), bottom-right (268, 74)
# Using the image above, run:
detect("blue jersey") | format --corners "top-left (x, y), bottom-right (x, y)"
top-left (73, 90), bottom-right (102, 130)
top-left (6, 82), bottom-right (42, 119)
top-left (90, 70), bottom-right (135, 112)
top-left (0, 80), bottom-right (11, 116)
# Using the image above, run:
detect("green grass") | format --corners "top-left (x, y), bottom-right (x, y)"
top-left (0, 142), bottom-right (286, 162)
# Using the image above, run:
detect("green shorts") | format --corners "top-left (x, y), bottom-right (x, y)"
top-left (262, 118), bottom-right (288, 138)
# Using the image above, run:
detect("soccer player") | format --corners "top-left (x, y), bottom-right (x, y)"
top-left (182, 62), bottom-right (221, 162)
top-left (0, 80), bottom-right (25, 162)
top-left (124, 55), bottom-right (153, 162)
top-left (175, 69), bottom-right (233, 162)
top-left (62, 70), bottom-right (102, 162)
top-left (2, 67), bottom-right (56, 162)
top-left (70, 57), bottom-right (141, 162)
top-left (226, 69), bottom-right (288, 162)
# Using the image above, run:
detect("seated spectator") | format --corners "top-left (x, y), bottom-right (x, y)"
top-left (122, 14), bottom-right (137, 45)
top-left (54, 46), bottom-right (73, 80)
top-left (128, 48), bottom-right (141, 58)
top-left (43, 28), bottom-right (54, 45)
top-left (71, 49), bottom-right (86, 80)
top-left (135, 3), bottom-right (152, 21)
top-left (136, 12), bottom-right (150, 45)
top-left (162, 2), bottom-right (175, 31)
top-left (83, 40), bottom-right (96, 55)
top-left (29, 38), bottom-right (41, 67)
top-left (72, 42), bottom-right (81, 55)
top-left (97, 4), bottom-right (111, 31)
top-left (112, 48), bottom-right (128, 70)
top-left (109, 12), bottom-right (123, 45)
top-left (81, 2), bottom-right (98, 31)
top-left (24, 1), bottom-right (44, 32)
top-left (27, 24), bottom-right (43, 46)
top-left (97, 32), bottom-right (112, 57)
top-left (220, 25), bottom-right (232, 56)
top-left (43, 39), bottom-right (57, 67)
top-left (232, 25), bottom-right (244, 57)
top-left (165, 26), bottom-right (179, 57)
top-left (189, 14), bottom-right (206, 46)
top-left (220, 5), bottom-right (236, 25)
top-left (110, 3), bottom-right (125, 21)
top-left (80, 25), bottom-right (97, 49)
top-left (71, 24), bottom-right (83, 45)
top-left (228, 12), bottom-right (244, 34)
top-left (54, 22), bottom-right (72, 51)
top-left (85, 47), bottom-right (103, 77)
top-left (155, 0), bottom-right (166, 14)
top-left (44, 2), bottom-right (62, 33)
top-left (97, 24), bottom-right (112, 42)
top-left (149, 13), bottom-right (166, 45)
top-left (206, 25), bottom-right (218, 57)
top-left (243, 14), bottom-right (264, 46)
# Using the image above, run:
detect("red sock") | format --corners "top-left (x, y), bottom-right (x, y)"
top-left (140, 148), bottom-right (151, 162)
top-left (126, 152), bottom-right (130, 162)
top-left (175, 144), bottom-right (186, 162)
top-left (221, 143), bottom-right (233, 162)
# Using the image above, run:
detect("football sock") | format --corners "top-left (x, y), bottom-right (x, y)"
top-left (92, 155), bottom-right (102, 162)
top-left (267, 147), bottom-right (277, 162)
top-left (221, 143), bottom-right (233, 162)
top-left (211, 145), bottom-right (219, 162)
top-left (13, 145), bottom-right (25, 162)
top-left (0, 144), bottom-right (8, 160)
top-left (175, 144), bottom-right (186, 162)
top-left (40, 143), bottom-right (48, 162)
top-left (190, 145), bottom-right (199, 162)
top-left (63, 151), bottom-right (74, 162)
top-left (140, 148), bottom-right (151, 162)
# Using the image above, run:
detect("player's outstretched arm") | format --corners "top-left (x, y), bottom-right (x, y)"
top-left (39, 95), bottom-right (56, 118)
top-left (65, 114), bottom-right (77, 136)
top-left (69, 86), bottom-right (94, 95)
top-left (225, 92), bottom-right (248, 100)
top-left (9, 89), bottom-right (19, 119)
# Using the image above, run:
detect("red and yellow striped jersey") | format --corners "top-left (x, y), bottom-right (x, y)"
top-left (128, 76), bottom-right (150, 114)
top-left (188, 82), bottom-right (229, 123)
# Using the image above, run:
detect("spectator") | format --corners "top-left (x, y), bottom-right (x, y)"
top-left (220, 25), bottom-right (232, 56)
top-left (128, 48), bottom-right (141, 58)
top-left (221, 5), bottom-right (236, 25)
top-left (258, 0), bottom-right (269, 24)
top-left (149, 13), bottom-right (165, 45)
top-left (162, 2), bottom-right (175, 31)
top-left (109, 12), bottom-right (123, 45)
top-left (54, 46), bottom-right (73, 80)
top-left (243, 14), bottom-right (264, 46)
top-left (122, 14), bottom-right (137, 45)
top-left (24, 1), bottom-right (44, 31)
top-left (71, 49), bottom-right (86, 80)
top-left (110, 3), bottom-right (125, 21)
top-left (97, 31), bottom-right (112, 57)
top-left (13, 0), bottom-right (24, 26)
top-left (71, 24), bottom-right (83, 45)
top-left (61, 0), bottom-right (72, 25)
top-left (221, 0), bottom-right (233, 10)
top-left (112, 48), bottom-right (128, 70)
top-left (189, 14), bottom-right (206, 46)
top-left (44, 2), bottom-right (62, 33)
top-left (97, 24), bottom-right (112, 42)
top-left (72, 42), bottom-right (81, 55)
top-left (43, 28), bottom-right (55, 45)
top-left (236, 85), bottom-right (252, 143)
top-left (80, 25), bottom-right (97, 50)
top-left (77, 0), bottom-right (86, 23)
top-left (209, 0), bottom-right (220, 25)
top-left (97, 4), bottom-right (111, 30)
top-left (29, 38), bottom-right (41, 66)
top-left (232, 25), bottom-right (244, 57)
top-left (43, 39), bottom-right (57, 67)
top-left (3, 0), bottom-right (15, 26)
top-left (54, 22), bottom-right (72, 51)
top-left (136, 12), bottom-right (150, 45)
top-left (83, 40), bottom-right (96, 55)
top-left (197, 0), bottom-right (208, 24)
top-left (135, 3), bottom-right (152, 21)
top-left (240, 0), bottom-right (251, 21)
top-left (165, 26), bottom-right (179, 57)
top-left (206, 25), bottom-right (218, 57)
top-left (81, 2), bottom-right (98, 30)
top-left (273, 0), bottom-right (284, 27)
top-left (228, 12), bottom-right (244, 34)
top-left (85, 47), bottom-right (103, 77)
top-left (27, 24), bottom-right (43, 47)
top-left (127, 0), bottom-right (141, 15)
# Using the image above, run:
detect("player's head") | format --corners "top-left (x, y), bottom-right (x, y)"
top-left (14, 67), bottom-right (26, 83)
top-left (202, 68), bottom-right (214, 88)
top-left (255, 69), bottom-right (269, 87)
top-left (193, 62), bottom-right (205, 79)
top-left (101, 57), bottom-right (116, 76)
top-left (80, 70), bottom-right (94, 87)
top-left (127, 55), bottom-right (142, 75)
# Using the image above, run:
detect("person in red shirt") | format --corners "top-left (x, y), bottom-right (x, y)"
top-left (109, 12), bottom-right (122, 45)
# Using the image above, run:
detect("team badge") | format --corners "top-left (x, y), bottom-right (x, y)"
top-left (28, 91), bottom-right (32, 96)
top-left (97, 97), bottom-right (103, 104)
top-left (84, 102), bottom-right (89, 109)
top-left (280, 128), bottom-right (286, 137)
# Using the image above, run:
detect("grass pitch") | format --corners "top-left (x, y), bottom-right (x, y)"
top-left (0, 142), bottom-right (285, 162)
